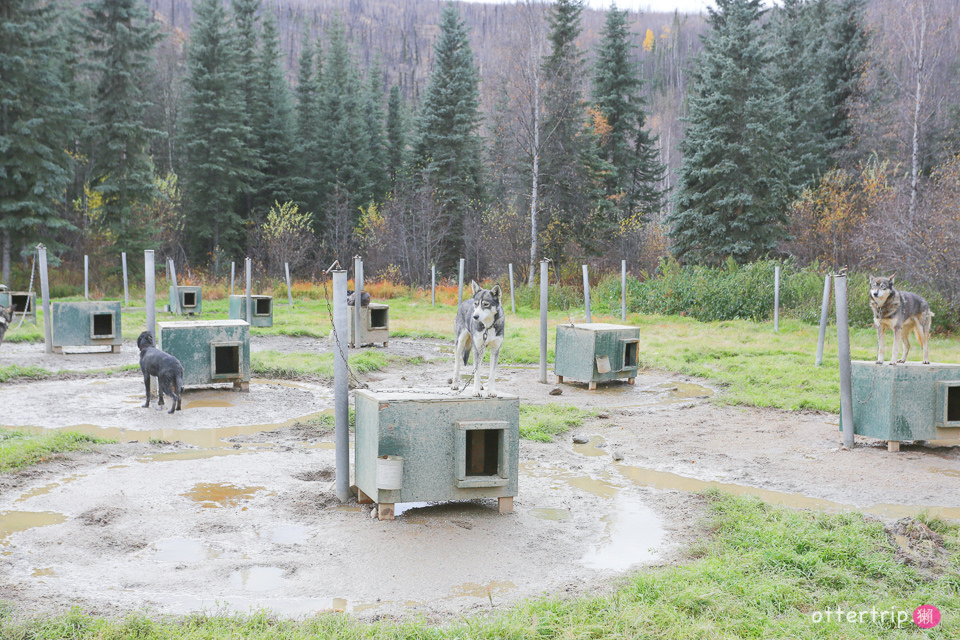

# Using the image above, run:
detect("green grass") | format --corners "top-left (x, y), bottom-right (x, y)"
top-left (251, 350), bottom-right (393, 379)
top-left (0, 364), bottom-right (50, 383)
top-left (519, 403), bottom-right (596, 442)
top-left (0, 430), bottom-right (114, 474)
top-left (1, 492), bottom-right (956, 638)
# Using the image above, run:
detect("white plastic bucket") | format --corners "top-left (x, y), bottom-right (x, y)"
top-left (376, 455), bottom-right (403, 490)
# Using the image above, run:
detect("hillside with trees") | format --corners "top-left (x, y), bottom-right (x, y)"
top-left (2, 0), bottom-right (959, 303)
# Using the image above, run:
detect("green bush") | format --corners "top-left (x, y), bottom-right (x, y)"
top-left (593, 258), bottom-right (959, 333)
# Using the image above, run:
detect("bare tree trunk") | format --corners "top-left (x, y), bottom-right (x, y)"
top-left (909, 0), bottom-right (926, 221)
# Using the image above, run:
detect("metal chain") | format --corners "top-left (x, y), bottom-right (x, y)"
top-left (320, 272), bottom-right (368, 390)
top-left (12, 250), bottom-right (37, 331)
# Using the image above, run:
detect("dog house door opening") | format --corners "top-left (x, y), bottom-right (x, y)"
top-left (91, 313), bottom-right (115, 339)
top-left (11, 293), bottom-right (32, 314)
top-left (212, 343), bottom-right (241, 378)
top-left (369, 308), bottom-right (388, 330)
top-left (948, 386), bottom-right (960, 423)
top-left (182, 291), bottom-right (197, 308)
top-left (466, 429), bottom-right (501, 476)
top-left (255, 297), bottom-right (271, 316)
top-left (622, 340), bottom-right (639, 369)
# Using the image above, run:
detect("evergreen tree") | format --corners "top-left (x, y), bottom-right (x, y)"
top-left (539, 0), bottom-right (590, 262)
top-left (413, 4), bottom-right (484, 271)
top-left (231, 0), bottom-right (263, 221)
top-left (385, 84), bottom-right (407, 188)
top-left (83, 0), bottom-right (162, 253)
top-left (822, 0), bottom-right (868, 160)
top-left (251, 10), bottom-right (295, 216)
top-left (667, 0), bottom-right (791, 265)
top-left (362, 62), bottom-right (390, 205)
top-left (292, 27), bottom-right (322, 215)
top-left (0, 0), bottom-right (78, 282)
top-left (588, 5), bottom-right (665, 250)
top-left (178, 0), bottom-right (254, 272)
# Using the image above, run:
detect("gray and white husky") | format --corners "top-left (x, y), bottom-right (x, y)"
top-left (452, 281), bottom-right (505, 397)
top-left (869, 275), bottom-right (933, 365)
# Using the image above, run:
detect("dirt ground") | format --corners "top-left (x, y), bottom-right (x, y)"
top-left (1, 334), bottom-right (958, 622)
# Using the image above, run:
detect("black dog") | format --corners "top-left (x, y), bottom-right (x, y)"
top-left (346, 290), bottom-right (371, 306)
top-left (0, 305), bottom-right (11, 347)
top-left (137, 331), bottom-right (184, 414)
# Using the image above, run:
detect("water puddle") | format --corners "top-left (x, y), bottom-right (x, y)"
top-left (0, 511), bottom-right (68, 545)
top-left (6, 409), bottom-right (332, 449)
top-left (181, 483), bottom-right (268, 509)
top-left (521, 462), bottom-right (623, 499)
top-left (139, 449), bottom-right (249, 463)
top-left (270, 524), bottom-right (310, 545)
top-left (229, 566), bottom-right (285, 592)
top-left (581, 496), bottom-right (665, 571)
top-left (930, 467), bottom-right (960, 479)
top-left (15, 474), bottom-right (86, 504)
top-left (153, 537), bottom-right (219, 563)
top-left (31, 567), bottom-right (56, 578)
top-left (616, 464), bottom-right (960, 521)
top-left (573, 435), bottom-right (607, 457)
top-left (183, 397), bottom-right (236, 410)
top-left (449, 580), bottom-right (517, 599)
top-left (591, 379), bottom-right (714, 409)
top-left (530, 507), bottom-right (571, 521)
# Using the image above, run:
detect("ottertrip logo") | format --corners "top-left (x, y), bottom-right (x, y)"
top-left (810, 605), bottom-right (941, 628)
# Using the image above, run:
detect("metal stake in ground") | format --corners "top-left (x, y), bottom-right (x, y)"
top-left (582, 265), bottom-right (591, 323)
top-left (332, 268), bottom-right (350, 502)
top-left (835, 272), bottom-right (854, 448)
top-left (285, 262), bottom-right (293, 307)
top-left (168, 259), bottom-right (180, 314)
top-left (145, 250), bottom-right (156, 337)
top-left (508, 263), bottom-right (516, 314)
top-left (540, 259), bottom-right (549, 384)
top-left (245, 257), bottom-right (252, 323)
top-left (353, 255), bottom-right (363, 348)
top-left (431, 264), bottom-right (436, 307)
top-left (816, 275), bottom-right (832, 366)
top-left (84, 255), bottom-right (89, 300)
top-left (458, 258), bottom-right (465, 306)
top-left (38, 244), bottom-right (52, 354)
top-left (774, 265), bottom-right (780, 333)
top-left (122, 252), bottom-right (129, 307)
top-left (230, 261), bottom-right (235, 296)
top-left (621, 260), bottom-right (627, 322)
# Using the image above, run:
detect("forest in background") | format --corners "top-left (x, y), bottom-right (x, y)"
top-left (2, 0), bottom-right (959, 303)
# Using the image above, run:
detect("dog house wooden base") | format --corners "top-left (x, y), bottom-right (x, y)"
top-left (554, 323), bottom-right (640, 390)
top-left (354, 389), bottom-right (519, 521)
top-left (347, 303), bottom-right (389, 347)
top-left (51, 302), bottom-right (122, 353)
top-left (158, 319), bottom-right (250, 390)
top-left (168, 286), bottom-right (202, 315)
top-left (844, 361), bottom-right (960, 451)
top-left (228, 295), bottom-right (273, 327)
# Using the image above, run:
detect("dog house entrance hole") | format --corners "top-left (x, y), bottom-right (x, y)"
top-left (212, 343), bottom-right (241, 377)
top-left (91, 313), bottom-right (115, 339)
top-left (181, 291), bottom-right (197, 308)
top-left (255, 297), bottom-right (271, 316)
top-left (948, 386), bottom-right (960, 423)
top-left (11, 293), bottom-right (32, 314)
top-left (369, 308), bottom-right (388, 330)
top-left (466, 430), bottom-right (501, 476)
top-left (622, 340), bottom-right (639, 369)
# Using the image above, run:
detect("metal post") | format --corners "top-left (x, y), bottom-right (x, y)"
top-left (774, 265), bottom-right (780, 333)
top-left (582, 264), bottom-right (591, 323)
top-left (332, 268), bottom-right (350, 502)
top-left (508, 263), bottom-right (516, 314)
top-left (431, 264), bottom-right (436, 307)
top-left (835, 273), bottom-right (855, 448)
top-left (353, 256), bottom-right (363, 348)
top-left (38, 245), bottom-right (52, 354)
top-left (815, 275), bottom-right (832, 366)
top-left (168, 258), bottom-right (180, 314)
top-left (245, 257), bottom-right (252, 323)
top-left (230, 261), bottom-right (235, 296)
top-left (621, 260), bottom-right (627, 321)
top-left (457, 258), bottom-right (465, 305)
top-left (84, 255), bottom-right (89, 300)
top-left (121, 252), bottom-right (129, 307)
top-left (144, 250), bottom-right (155, 338)
top-left (539, 260), bottom-right (549, 384)
top-left (285, 262), bottom-right (293, 307)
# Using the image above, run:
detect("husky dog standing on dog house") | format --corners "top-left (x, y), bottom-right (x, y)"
top-left (452, 281), bottom-right (505, 397)
top-left (869, 275), bottom-right (933, 365)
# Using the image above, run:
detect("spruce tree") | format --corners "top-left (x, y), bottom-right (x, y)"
top-left (385, 84), bottom-right (407, 188)
top-left (292, 28), bottom-right (323, 216)
top-left (231, 0), bottom-right (263, 221)
top-left (0, 0), bottom-right (78, 282)
top-left (179, 0), bottom-right (254, 272)
top-left (83, 0), bottom-right (162, 253)
top-left (413, 4), bottom-right (484, 271)
top-left (362, 62), bottom-right (390, 205)
top-left (251, 10), bottom-right (295, 216)
top-left (667, 0), bottom-right (791, 265)
top-left (822, 0), bottom-right (867, 159)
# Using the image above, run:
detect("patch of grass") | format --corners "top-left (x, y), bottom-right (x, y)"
top-left (519, 403), bottom-right (596, 442)
top-left (0, 364), bottom-right (50, 383)
top-left (0, 430), bottom-right (114, 474)
top-left (3, 493), bottom-right (956, 638)
top-left (251, 350), bottom-right (390, 379)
